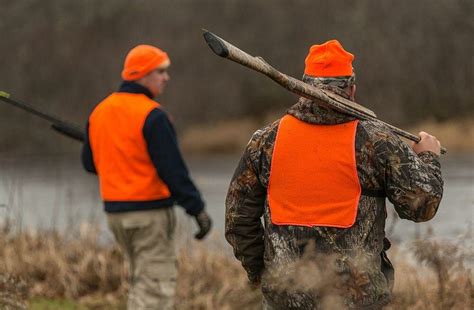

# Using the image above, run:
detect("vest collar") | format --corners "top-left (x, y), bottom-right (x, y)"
top-left (118, 81), bottom-right (154, 99)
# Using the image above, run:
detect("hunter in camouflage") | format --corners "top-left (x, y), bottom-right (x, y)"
top-left (225, 41), bottom-right (443, 309)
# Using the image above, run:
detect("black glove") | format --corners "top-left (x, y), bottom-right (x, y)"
top-left (194, 210), bottom-right (212, 240)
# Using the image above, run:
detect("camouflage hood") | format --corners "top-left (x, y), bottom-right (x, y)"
top-left (287, 96), bottom-right (357, 126)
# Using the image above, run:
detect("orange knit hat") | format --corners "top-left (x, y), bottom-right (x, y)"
top-left (121, 45), bottom-right (170, 81)
top-left (304, 40), bottom-right (354, 77)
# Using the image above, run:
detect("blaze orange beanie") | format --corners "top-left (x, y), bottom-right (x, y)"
top-left (121, 45), bottom-right (170, 81)
top-left (304, 40), bottom-right (354, 77)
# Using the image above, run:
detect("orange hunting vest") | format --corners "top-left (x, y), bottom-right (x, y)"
top-left (88, 92), bottom-right (171, 201)
top-left (268, 115), bottom-right (361, 228)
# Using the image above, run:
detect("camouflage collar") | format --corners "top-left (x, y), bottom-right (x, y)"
top-left (287, 97), bottom-right (356, 125)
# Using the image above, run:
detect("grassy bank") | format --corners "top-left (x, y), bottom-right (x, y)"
top-left (181, 116), bottom-right (474, 154)
top-left (0, 223), bottom-right (472, 309)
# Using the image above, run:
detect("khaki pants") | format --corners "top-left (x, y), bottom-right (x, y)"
top-left (107, 208), bottom-right (177, 310)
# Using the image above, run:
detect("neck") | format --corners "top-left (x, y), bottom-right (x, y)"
top-left (118, 81), bottom-right (154, 99)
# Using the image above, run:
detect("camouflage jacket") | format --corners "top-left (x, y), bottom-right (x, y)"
top-left (225, 97), bottom-right (443, 309)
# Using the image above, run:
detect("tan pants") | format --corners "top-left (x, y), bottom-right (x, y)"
top-left (107, 208), bottom-right (177, 310)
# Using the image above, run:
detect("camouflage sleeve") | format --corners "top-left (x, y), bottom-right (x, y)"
top-left (225, 131), bottom-right (266, 282)
top-left (372, 127), bottom-right (444, 222)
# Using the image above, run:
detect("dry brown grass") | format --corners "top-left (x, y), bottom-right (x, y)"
top-left (0, 221), bottom-right (127, 308)
top-left (0, 222), bottom-right (259, 309)
top-left (388, 236), bottom-right (473, 310)
top-left (176, 246), bottom-right (261, 309)
top-left (0, 222), bottom-right (472, 309)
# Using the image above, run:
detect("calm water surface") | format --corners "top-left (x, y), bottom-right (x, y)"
top-left (0, 153), bottom-right (472, 244)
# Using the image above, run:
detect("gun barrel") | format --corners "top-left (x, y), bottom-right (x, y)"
top-left (0, 92), bottom-right (84, 142)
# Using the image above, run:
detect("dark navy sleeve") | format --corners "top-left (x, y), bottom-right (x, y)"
top-left (143, 108), bottom-right (205, 216)
top-left (81, 122), bottom-right (97, 174)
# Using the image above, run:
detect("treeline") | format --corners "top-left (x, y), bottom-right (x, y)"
top-left (0, 0), bottom-right (472, 153)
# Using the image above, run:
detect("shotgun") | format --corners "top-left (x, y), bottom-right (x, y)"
top-left (202, 30), bottom-right (447, 154)
top-left (0, 91), bottom-right (84, 142)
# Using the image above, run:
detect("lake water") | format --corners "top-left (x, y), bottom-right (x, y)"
top-left (0, 153), bottom-right (472, 244)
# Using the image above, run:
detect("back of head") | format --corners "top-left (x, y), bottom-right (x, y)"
top-left (121, 45), bottom-right (170, 81)
top-left (303, 40), bottom-right (355, 99)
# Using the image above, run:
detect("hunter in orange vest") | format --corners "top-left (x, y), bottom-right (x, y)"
top-left (89, 92), bottom-right (171, 202)
top-left (81, 45), bottom-right (212, 309)
top-left (225, 40), bottom-right (443, 309)
top-left (268, 40), bottom-right (361, 228)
